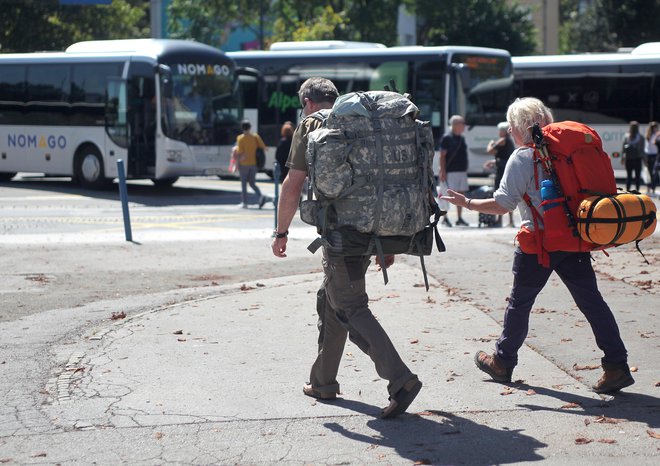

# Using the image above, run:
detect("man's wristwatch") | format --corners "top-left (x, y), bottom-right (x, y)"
top-left (273, 230), bottom-right (288, 239)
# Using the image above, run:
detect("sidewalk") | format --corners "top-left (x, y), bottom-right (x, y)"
top-left (1, 237), bottom-right (657, 464)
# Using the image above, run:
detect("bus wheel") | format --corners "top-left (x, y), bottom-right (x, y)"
top-left (151, 177), bottom-right (179, 188)
top-left (0, 172), bottom-right (17, 182)
top-left (75, 146), bottom-right (110, 189)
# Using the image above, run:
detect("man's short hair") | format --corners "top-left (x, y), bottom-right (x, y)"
top-left (449, 115), bottom-right (465, 126)
top-left (497, 121), bottom-right (509, 132)
top-left (298, 77), bottom-right (339, 105)
top-left (241, 120), bottom-right (251, 131)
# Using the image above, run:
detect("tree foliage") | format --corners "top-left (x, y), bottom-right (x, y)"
top-left (0, 0), bottom-right (148, 53)
top-left (559, 0), bottom-right (660, 53)
top-left (167, 0), bottom-right (266, 47)
top-left (168, 0), bottom-right (400, 47)
top-left (402, 0), bottom-right (537, 55)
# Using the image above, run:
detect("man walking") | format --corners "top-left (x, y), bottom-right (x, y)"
top-left (271, 77), bottom-right (422, 418)
top-left (439, 115), bottom-right (470, 227)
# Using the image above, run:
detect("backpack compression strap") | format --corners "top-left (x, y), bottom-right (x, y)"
top-left (523, 193), bottom-right (550, 268)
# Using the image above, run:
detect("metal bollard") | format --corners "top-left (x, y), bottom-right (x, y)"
top-left (273, 162), bottom-right (280, 229)
top-left (116, 159), bottom-right (133, 242)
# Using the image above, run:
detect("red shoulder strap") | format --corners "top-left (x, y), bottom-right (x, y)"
top-left (523, 193), bottom-right (550, 267)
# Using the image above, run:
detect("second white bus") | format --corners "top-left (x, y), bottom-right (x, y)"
top-left (228, 42), bottom-right (514, 176)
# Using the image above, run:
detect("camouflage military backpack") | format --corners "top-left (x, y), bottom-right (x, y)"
top-left (300, 90), bottom-right (445, 288)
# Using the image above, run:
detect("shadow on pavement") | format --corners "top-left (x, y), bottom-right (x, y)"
top-left (515, 384), bottom-right (660, 429)
top-left (324, 403), bottom-right (546, 464)
top-left (0, 178), bottom-right (252, 207)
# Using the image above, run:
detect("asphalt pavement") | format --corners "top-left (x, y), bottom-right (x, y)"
top-left (0, 178), bottom-right (658, 465)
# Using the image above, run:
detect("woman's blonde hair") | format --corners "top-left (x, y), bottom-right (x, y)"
top-left (506, 97), bottom-right (554, 144)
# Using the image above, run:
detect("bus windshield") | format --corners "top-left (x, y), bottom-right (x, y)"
top-left (452, 53), bottom-right (513, 126)
top-left (161, 62), bottom-right (241, 146)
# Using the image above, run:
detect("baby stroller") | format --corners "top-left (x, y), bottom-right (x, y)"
top-left (468, 185), bottom-right (499, 228)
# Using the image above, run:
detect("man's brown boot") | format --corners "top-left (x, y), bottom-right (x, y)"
top-left (593, 363), bottom-right (635, 394)
top-left (474, 351), bottom-right (512, 383)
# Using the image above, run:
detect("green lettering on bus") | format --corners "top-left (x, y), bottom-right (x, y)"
top-left (267, 91), bottom-right (299, 113)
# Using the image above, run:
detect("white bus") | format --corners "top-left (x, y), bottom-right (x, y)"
top-left (0, 39), bottom-right (245, 188)
top-left (513, 43), bottom-right (660, 177)
top-left (228, 42), bottom-right (514, 175)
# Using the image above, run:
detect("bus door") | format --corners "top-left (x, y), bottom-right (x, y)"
top-left (126, 74), bottom-right (157, 177)
top-left (105, 77), bottom-right (129, 175)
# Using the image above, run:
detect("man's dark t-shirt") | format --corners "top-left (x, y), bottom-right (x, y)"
top-left (439, 133), bottom-right (468, 172)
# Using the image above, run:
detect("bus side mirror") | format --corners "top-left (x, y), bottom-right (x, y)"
top-left (451, 63), bottom-right (471, 93)
top-left (157, 64), bottom-right (173, 98)
top-left (236, 66), bottom-right (266, 103)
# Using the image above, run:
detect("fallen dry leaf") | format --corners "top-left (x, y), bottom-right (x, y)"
top-left (594, 415), bottom-right (624, 424)
top-left (575, 437), bottom-right (593, 445)
top-left (560, 402), bottom-right (581, 409)
top-left (173, 329), bottom-right (183, 335)
top-left (500, 388), bottom-right (516, 396)
top-left (573, 363), bottom-right (600, 371)
top-left (413, 460), bottom-right (431, 465)
top-left (154, 431), bottom-right (164, 440)
top-left (561, 338), bottom-right (573, 343)
top-left (647, 430), bottom-right (660, 439)
top-left (30, 452), bottom-right (47, 458)
top-left (386, 293), bottom-right (400, 298)
top-left (584, 419), bottom-right (591, 426)
top-left (240, 284), bottom-right (254, 291)
top-left (410, 339), bottom-right (419, 344)
top-left (426, 296), bottom-right (436, 304)
top-left (176, 338), bottom-right (186, 342)
top-left (597, 438), bottom-right (617, 444)
top-left (111, 311), bottom-right (126, 320)
top-left (630, 366), bottom-right (638, 372)
top-left (526, 389), bottom-right (537, 396)
top-left (0, 459), bottom-right (13, 464)
top-left (655, 382), bottom-right (660, 387)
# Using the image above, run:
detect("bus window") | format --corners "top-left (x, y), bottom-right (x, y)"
top-left (517, 74), bottom-right (653, 124)
top-left (162, 62), bottom-right (238, 146)
top-left (414, 60), bottom-right (445, 138)
top-left (106, 77), bottom-right (129, 148)
top-left (71, 63), bottom-right (123, 126)
top-left (452, 54), bottom-right (512, 126)
top-left (26, 64), bottom-right (71, 125)
top-left (0, 64), bottom-right (26, 125)
top-left (369, 61), bottom-right (408, 92)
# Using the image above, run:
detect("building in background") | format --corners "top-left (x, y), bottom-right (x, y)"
top-left (515, 0), bottom-right (559, 54)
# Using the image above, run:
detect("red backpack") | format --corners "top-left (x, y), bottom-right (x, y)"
top-left (517, 121), bottom-right (617, 266)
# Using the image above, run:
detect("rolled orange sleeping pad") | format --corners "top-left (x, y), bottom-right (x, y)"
top-left (577, 193), bottom-right (657, 245)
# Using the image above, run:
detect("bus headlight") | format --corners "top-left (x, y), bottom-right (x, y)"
top-left (166, 150), bottom-right (183, 162)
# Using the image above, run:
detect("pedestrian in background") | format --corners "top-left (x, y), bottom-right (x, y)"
top-left (271, 77), bottom-right (422, 418)
top-left (441, 97), bottom-right (634, 395)
top-left (275, 121), bottom-right (295, 183)
top-left (235, 120), bottom-right (267, 208)
top-left (644, 121), bottom-right (659, 196)
top-left (439, 115), bottom-right (470, 227)
top-left (486, 121), bottom-right (516, 227)
top-left (622, 121), bottom-right (644, 192)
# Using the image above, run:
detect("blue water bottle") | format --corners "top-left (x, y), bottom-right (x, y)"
top-left (541, 179), bottom-right (561, 211)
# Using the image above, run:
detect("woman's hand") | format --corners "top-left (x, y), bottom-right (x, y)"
top-left (441, 188), bottom-right (468, 208)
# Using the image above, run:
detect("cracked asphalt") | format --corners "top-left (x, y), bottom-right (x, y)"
top-left (0, 176), bottom-right (658, 464)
